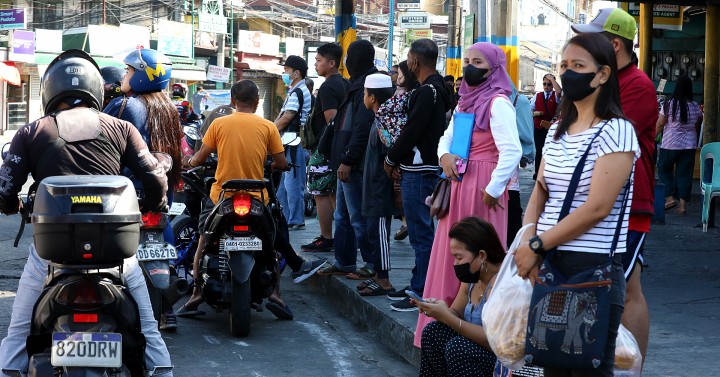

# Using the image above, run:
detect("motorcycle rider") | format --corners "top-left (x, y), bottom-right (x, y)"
top-left (0, 49), bottom-right (173, 376)
top-left (172, 83), bottom-right (199, 125)
top-left (103, 48), bottom-right (184, 330)
top-left (100, 66), bottom-right (125, 109)
top-left (178, 80), bottom-right (326, 320)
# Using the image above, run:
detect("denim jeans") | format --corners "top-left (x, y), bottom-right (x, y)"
top-left (657, 148), bottom-right (696, 201)
top-left (277, 146), bottom-right (308, 225)
top-left (401, 171), bottom-right (437, 294)
top-left (367, 216), bottom-right (392, 279)
top-left (543, 252), bottom-right (626, 377)
top-left (0, 244), bottom-right (173, 376)
top-left (333, 171), bottom-right (371, 272)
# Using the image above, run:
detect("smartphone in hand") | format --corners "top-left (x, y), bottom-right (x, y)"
top-left (456, 158), bottom-right (468, 175)
top-left (405, 290), bottom-right (425, 303)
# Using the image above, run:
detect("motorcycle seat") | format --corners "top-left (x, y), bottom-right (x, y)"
top-left (221, 179), bottom-right (269, 191)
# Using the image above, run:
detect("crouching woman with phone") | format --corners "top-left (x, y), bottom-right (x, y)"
top-left (416, 217), bottom-right (506, 377)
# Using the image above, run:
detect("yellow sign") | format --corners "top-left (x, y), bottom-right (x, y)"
top-left (621, 3), bottom-right (684, 31)
top-left (405, 29), bottom-right (433, 45)
top-left (71, 196), bottom-right (102, 204)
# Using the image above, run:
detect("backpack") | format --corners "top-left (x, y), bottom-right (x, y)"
top-left (300, 94), bottom-right (318, 150)
top-left (375, 84), bottom-right (437, 148)
top-left (284, 87), bottom-right (305, 133)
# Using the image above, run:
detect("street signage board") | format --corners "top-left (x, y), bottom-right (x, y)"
top-left (0, 8), bottom-right (26, 30)
top-left (9, 30), bottom-right (35, 63)
top-left (158, 20), bottom-right (193, 57)
top-left (620, 3), bottom-right (683, 31)
top-left (396, 0), bottom-right (421, 10)
top-left (406, 29), bottom-right (433, 45)
top-left (207, 65), bottom-right (231, 82)
top-left (463, 14), bottom-right (475, 53)
top-left (198, 13), bottom-right (228, 34)
top-left (398, 12), bottom-right (430, 29)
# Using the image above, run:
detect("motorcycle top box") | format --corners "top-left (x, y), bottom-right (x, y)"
top-left (32, 175), bottom-right (143, 265)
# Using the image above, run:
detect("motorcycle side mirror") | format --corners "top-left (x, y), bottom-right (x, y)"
top-left (151, 152), bottom-right (173, 174)
top-left (183, 125), bottom-right (202, 141)
top-left (281, 132), bottom-right (301, 147)
top-left (1, 143), bottom-right (9, 160)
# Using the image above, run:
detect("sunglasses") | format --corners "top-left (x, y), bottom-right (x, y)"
top-left (543, 82), bottom-right (553, 87)
top-left (389, 70), bottom-right (398, 75)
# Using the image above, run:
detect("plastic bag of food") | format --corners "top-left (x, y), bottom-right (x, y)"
top-left (482, 224), bottom-right (535, 371)
top-left (614, 324), bottom-right (642, 376)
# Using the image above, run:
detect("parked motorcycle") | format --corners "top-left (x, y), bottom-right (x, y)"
top-left (18, 174), bottom-right (171, 377)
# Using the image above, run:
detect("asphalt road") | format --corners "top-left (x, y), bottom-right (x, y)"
top-left (0, 205), bottom-right (416, 377)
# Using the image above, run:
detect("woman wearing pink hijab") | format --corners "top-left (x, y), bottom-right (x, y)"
top-left (413, 42), bottom-right (521, 347)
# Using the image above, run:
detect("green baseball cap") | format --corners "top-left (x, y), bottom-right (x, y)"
top-left (572, 8), bottom-right (637, 41)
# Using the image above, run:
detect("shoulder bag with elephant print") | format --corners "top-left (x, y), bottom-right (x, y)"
top-left (524, 121), bottom-right (630, 370)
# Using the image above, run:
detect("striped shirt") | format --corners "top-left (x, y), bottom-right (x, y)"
top-left (537, 118), bottom-right (640, 254)
top-left (659, 99), bottom-right (702, 150)
top-left (281, 80), bottom-right (312, 125)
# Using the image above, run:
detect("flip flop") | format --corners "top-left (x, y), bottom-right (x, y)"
top-left (356, 278), bottom-right (376, 291)
top-left (359, 282), bottom-right (396, 297)
top-left (176, 304), bottom-right (206, 318)
top-left (665, 201), bottom-right (677, 210)
top-left (346, 266), bottom-right (376, 281)
top-left (265, 301), bottom-right (294, 320)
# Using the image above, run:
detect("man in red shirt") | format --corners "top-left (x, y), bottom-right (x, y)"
top-left (530, 74), bottom-right (560, 180)
top-left (573, 8), bottom-right (657, 367)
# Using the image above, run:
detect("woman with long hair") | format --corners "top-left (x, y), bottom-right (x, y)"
top-left (104, 48), bottom-right (183, 331)
top-left (656, 75), bottom-right (702, 215)
top-left (515, 33), bottom-right (639, 376)
top-left (413, 42), bottom-right (522, 346)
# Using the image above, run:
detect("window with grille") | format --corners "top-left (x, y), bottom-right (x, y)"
top-left (32, 1), bottom-right (64, 30)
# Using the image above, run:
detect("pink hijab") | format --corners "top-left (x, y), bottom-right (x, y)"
top-left (457, 42), bottom-right (513, 131)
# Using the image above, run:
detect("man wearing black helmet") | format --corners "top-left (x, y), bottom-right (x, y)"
top-left (0, 50), bottom-right (173, 376)
top-left (100, 66), bottom-right (125, 109)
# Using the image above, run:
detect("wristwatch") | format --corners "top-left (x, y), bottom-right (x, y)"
top-left (529, 235), bottom-right (546, 256)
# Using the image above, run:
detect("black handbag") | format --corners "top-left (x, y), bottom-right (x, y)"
top-left (524, 121), bottom-right (630, 369)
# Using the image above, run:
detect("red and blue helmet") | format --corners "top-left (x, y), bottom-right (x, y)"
top-left (123, 48), bottom-right (172, 93)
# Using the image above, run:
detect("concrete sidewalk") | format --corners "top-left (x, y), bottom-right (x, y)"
top-left (287, 168), bottom-right (720, 376)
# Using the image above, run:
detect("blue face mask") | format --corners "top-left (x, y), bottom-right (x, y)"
top-left (282, 73), bottom-right (292, 86)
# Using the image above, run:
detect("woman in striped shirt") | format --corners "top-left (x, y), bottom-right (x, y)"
top-left (515, 33), bottom-right (640, 376)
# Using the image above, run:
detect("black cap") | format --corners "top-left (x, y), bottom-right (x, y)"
top-left (282, 55), bottom-right (308, 72)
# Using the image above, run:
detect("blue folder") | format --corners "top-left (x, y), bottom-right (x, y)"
top-left (450, 112), bottom-right (475, 159)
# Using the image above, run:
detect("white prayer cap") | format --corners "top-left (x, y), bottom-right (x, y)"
top-left (364, 73), bottom-right (393, 89)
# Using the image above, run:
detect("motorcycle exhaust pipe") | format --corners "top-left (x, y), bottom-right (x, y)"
top-left (163, 275), bottom-right (190, 306)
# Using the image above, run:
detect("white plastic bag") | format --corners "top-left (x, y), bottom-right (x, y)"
top-left (614, 324), bottom-right (642, 376)
top-left (482, 224), bottom-right (535, 371)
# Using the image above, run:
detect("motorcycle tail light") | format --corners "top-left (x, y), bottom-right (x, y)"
top-left (142, 212), bottom-right (164, 228)
top-left (55, 280), bottom-right (115, 309)
top-left (73, 313), bottom-right (99, 323)
top-left (233, 225), bottom-right (249, 232)
top-left (233, 194), bottom-right (252, 216)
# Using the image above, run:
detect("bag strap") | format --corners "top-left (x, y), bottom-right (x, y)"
top-left (556, 120), bottom-right (630, 258)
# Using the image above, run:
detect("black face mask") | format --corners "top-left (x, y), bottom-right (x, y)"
top-left (454, 257), bottom-right (482, 283)
top-left (560, 69), bottom-right (599, 102)
top-left (463, 65), bottom-right (489, 87)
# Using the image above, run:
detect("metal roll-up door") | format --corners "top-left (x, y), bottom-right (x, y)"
top-left (254, 78), bottom-right (272, 121)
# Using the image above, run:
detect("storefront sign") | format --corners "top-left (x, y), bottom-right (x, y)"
top-left (0, 8), bottom-right (26, 30)
top-left (203, 89), bottom-right (232, 110)
top-left (158, 20), bottom-right (193, 57)
top-left (398, 12), bottom-right (430, 29)
top-left (89, 24), bottom-right (150, 58)
top-left (621, 3), bottom-right (684, 31)
top-left (285, 37), bottom-right (305, 59)
top-left (463, 15), bottom-right (475, 53)
top-left (405, 29), bottom-right (433, 44)
top-left (237, 30), bottom-right (280, 57)
top-left (396, 0), bottom-right (421, 10)
top-left (199, 13), bottom-right (228, 34)
top-left (10, 30), bottom-right (35, 63)
top-left (207, 65), bottom-right (231, 82)
top-left (35, 29), bottom-right (63, 53)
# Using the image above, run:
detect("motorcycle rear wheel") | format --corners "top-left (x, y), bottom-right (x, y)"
top-left (230, 278), bottom-right (251, 337)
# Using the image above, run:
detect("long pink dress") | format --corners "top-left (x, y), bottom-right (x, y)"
top-left (414, 129), bottom-right (508, 347)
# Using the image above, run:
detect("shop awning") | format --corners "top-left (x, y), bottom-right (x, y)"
top-left (0, 62), bottom-right (21, 86)
top-left (168, 56), bottom-right (207, 82)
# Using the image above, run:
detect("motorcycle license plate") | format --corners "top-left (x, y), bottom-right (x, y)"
top-left (136, 244), bottom-right (178, 261)
top-left (51, 333), bottom-right (122, 368)
top-left (168, 202), bottom-right (186, 215)
top-left (224, 237), bottom-right (262, 251)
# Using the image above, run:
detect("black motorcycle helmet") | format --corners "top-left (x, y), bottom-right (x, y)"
top-left (41, 49), bottom-right (104, 114)
top-left (100, 66), bottom-right (126, 106)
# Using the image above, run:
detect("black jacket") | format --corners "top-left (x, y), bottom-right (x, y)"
top-left (329, 67), bottom-right (379, 172)
top-left (385, 73), bottom-right (451, 172)
top-left (0, 108), bottom-right (167, 214)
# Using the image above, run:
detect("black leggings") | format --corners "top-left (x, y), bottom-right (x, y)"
top-left (420, 321), bottom-right (497, 377)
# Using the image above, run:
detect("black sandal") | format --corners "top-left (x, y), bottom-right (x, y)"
top-left (359, 282), bottom-right (396, 297)
top-left (356, 278), bottom-right (376, 291)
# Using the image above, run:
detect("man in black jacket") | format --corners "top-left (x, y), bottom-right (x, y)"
top-left (318, 40), bottom-right (377, 277)
top-left (384, 39), bottom-right (451, 311)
